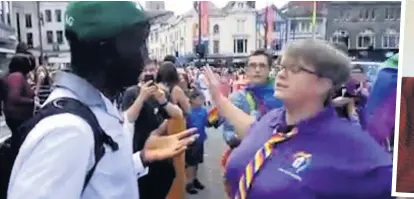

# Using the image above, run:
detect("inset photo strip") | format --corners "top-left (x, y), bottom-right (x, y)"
top-left (394, 0), bottom-right (414, 198)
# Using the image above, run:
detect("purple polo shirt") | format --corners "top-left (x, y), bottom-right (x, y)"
top-left (225, 107), bottom-right (393, 199)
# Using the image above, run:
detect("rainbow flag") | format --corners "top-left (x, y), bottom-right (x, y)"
top-left (365, 54), bottom-right (398, 144)
top-left (208, 107), bottom-right (219, 124)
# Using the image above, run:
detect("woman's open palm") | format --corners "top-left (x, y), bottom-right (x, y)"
top-left (203, 66), bottom-right (221, 100)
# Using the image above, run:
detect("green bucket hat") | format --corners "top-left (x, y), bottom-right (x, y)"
top-left (64, 1), bottom-right (169, 42)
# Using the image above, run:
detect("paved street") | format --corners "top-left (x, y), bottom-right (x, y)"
top-left (187, 127), bottom-right (228, 199)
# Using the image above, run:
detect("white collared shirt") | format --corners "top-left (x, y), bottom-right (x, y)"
top-left (7, 72), bottom-right (148, 199)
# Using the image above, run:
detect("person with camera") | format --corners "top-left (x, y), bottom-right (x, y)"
top-left (122, 60), bottom-right (183, 199)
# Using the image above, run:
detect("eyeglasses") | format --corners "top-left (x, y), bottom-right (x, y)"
top-left (275, 64), bottom-right (318, 76)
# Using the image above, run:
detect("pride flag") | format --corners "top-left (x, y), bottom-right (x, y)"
top-left (208, 107), bottom-right (219, 124)
top-left (365, 54), bottom-right (398, 144)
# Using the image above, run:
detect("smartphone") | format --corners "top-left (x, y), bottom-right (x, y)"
top-left (143, 74), bottom-right (155, 85)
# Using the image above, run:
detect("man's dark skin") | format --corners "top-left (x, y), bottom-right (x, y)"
top-left (65, 21), bottom-right (195, 164)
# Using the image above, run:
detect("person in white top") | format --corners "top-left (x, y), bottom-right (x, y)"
top-left (7, 2), bottom-right (197, 199)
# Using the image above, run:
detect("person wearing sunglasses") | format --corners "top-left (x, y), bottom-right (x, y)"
top-left (203, 39), bottom-right (392, 199)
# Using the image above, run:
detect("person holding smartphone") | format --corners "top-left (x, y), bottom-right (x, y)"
top-left (122, 60), bottom-right (183, 199)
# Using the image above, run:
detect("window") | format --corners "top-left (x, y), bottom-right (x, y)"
top-left (236, 20), bottom-right (245, 32)
top-left (385, 8), bottom-right (393, 20)
top-left (396, 8), bottom-right (401, 19)
top-left (237, 2), bottom-right (244, 8)
top-left (55, 9), bottom-right (62, 22)
top-left (331, 30), bottom-right (350, 48)
top-left (370, 8), bottom-right (376, 19)
top-left (26, 33), bottom-right (33, 48)
top-left (299, 21), bottom-right (311, 33)
top-left (213, 40), bottom-right (219, 54)
top-left (359, 8), bottom-right (375, 20)
top-left (385, 8), bottom-right (401, 20)
top-left (213, 24), bottom-right (220, 34)
top-left (56, 30), bottom-right (64, 44)
top-left (272, 22), bottom-right (283, 32)
top-left (382, 29), bottom-right (399, 48)
top-left (357, 29), bottom-right (375, 49)
top-left (233, 39), bottom-right (248, 54)
top-left (45, 9), bottom-right (52, 22)
top-left (46, 31), bottom-right (54, 44)
top-left (338, 8), bottom-right (351, 21)
top-left (25, 14), bottom-right (32, 28)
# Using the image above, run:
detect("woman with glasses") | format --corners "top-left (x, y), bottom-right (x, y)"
top-left (204, 39), bottom-right (392, 199)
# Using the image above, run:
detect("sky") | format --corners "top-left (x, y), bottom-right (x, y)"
top-left (138, 1), bottom-right (290, 15)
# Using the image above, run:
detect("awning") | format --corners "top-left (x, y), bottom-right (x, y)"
top-left (0, 47), bottom-right (15, 54)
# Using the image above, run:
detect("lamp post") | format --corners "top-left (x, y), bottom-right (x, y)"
top-left (36, 1), bottom-right (44, 60)
top-left (264, 6), bottom-right (268, 49)
top-left (197, 2), bottom-right (202, 65)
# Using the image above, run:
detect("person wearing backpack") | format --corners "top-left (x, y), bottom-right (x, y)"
top-left (4, 2), bottom-right (198, 199)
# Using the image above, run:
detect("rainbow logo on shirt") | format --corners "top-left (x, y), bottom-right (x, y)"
top-left (292, 152), bottom-right (312, 173)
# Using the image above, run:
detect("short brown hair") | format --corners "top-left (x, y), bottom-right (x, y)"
top-left (283, 39), bottom-right (351, 88)
top-left (248, 49), bottom-right (272, 68)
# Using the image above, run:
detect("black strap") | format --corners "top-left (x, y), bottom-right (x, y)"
top-left (20, 97), bottom-right (119, 193)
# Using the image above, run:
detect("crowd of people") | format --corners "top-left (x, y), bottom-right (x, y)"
top-left (0, 1), bottom-right (398, 199)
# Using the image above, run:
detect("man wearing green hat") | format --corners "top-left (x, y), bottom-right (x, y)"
top-left (6, 2), bottom-right (197, 199)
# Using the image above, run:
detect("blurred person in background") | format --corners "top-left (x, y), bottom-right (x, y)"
top-left (184, 89), bottom-right (212, 194)
top-left (33, 56), bottom-right (53, 112)
top-left (122, 59), bottom-right (182, 199)
top-left (15, 43), bottom-right (36, 88)
top-left (163, 55), bottom-right (176, 64)
top-left (1, 54), bottom-right (35, 136)
top-left (178, 71), bottom-right (192, 95)
top-left (332, 65), bottom-right (369, 128)
top-left (157, 61), bottom-right (191, 199)
top-left (222, 49), bottom-right (283, 149)
top-left (157, 62), bottom-right (191, 114)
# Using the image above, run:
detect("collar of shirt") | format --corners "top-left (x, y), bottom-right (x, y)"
top-left (268, 106), bottom-right (336, 133)
top-left (53, 71), bottom-right (123, 122)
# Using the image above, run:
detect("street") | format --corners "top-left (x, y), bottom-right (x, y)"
top-left (187, 127), bottom-right (228, 199)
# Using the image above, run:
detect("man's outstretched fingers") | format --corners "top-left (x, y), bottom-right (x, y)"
top-left (175, 128), bottom-right (197, 140)
top-left (178, 134), bottom-right (199, 147)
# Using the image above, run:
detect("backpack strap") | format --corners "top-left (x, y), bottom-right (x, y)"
top-left (18, 97), bottom-right (119, 193)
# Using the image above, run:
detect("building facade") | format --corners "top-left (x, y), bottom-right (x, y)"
top-left (326, 1), bottom-right (400, 51)
top-left (148, 1), bottom-right (260, 62)
top-left (256, 5), bottom-right (288, 53)
top-left (0, 1), bottom-right (16, 76)
top-left (283, 1), bottom-right (328, 42)
top-left (11, 1), bottom-right (69, 62)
